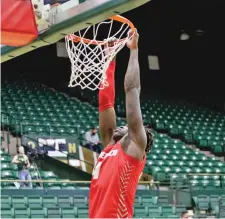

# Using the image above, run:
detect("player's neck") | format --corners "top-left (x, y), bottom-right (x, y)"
top-left (109, 139), bottom-right (117, 145)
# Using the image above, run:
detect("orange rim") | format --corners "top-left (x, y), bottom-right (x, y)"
top-left (68, 15), bottom-right (135, 45)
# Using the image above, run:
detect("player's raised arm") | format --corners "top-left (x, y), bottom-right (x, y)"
top-left (124, 30), bottom-right (147, 158)
top-left (98, 42), bottom-right (117, 147)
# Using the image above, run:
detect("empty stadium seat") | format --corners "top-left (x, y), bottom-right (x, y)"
top-left (27, 196), bottom-right (42, 208)
top-left (194, 195), bottom-right (210, 211)
top-left (14, 206), bottom-right (30, 218)
top-left (148, 206), bottom-right (162, 217)
top-left (210, 195), bottom-right (220, 211)
top-left (11, 195), bottom-right (27, 208)
top-left (161, 206), bottom-right (174, 217)
top-left (42, 196), bottom-right (58, 207)
top-left (134, 206), bottom-right (149, 217)
top-left (46, 207), bottom-right (61, 218)
top-left (30, 206), bottom-right (46, 218)
top-left (1, 195), bottom-right (12, 208)
top-left (58, 195), bottom-right (73, 207)
top-left (73, 195), bottom-right (88, 207)
top-left (61, 207), bottom-right (77, 218)
top-left (141, 195), bottom-right (156, 206)
top-left (77, 206), bottom-right (89, 218)
top-left (157, 195), bottom-right (169, 206)
top-left (1, 206), bottom-right (14, 218)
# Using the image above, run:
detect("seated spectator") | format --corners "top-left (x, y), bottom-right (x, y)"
top-left (84, 127), bottom-right (102, 153)
top-left (181, 211), bottom-right (193, 219)
top-left (12, 146), bottom-right (32, 188)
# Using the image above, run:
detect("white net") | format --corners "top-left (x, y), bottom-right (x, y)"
top-left (65, 18), bottom-right (133, 91)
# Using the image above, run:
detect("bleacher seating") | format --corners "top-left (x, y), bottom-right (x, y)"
top-left (0, 193), bottom-right (186, 218)
top-left (193, 194), bottom-right (225, 216)
top-left (146, 132), bottom-right (225, 187)
top-left (1, 81), bottom-right (126, 137)
top-left (116, 97), bottom-right (225, 155)
top-left (1, 82), bottom-right (225, 187)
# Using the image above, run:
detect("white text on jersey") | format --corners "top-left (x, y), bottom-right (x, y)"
top-left (99, 149), bottom-right (118, 159)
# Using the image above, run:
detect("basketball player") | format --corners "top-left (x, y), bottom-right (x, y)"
top-left (89, 29), bottom-right (153, 218)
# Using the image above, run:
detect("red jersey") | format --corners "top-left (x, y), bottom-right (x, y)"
top-left (89, 142), bottom-right (146, 218)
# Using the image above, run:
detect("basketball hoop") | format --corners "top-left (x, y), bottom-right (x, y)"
top-left (65, 15), bottom-right (135, 91)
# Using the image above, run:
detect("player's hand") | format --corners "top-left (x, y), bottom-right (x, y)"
top-left (104, 38), bottom-right (117, 60)
top-left (126, 29), bottom-right (139, 50)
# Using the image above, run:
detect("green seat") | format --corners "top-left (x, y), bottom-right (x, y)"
top-left (134, 206), bottom-right (149, 217)
top-left (57, 127), bottom-right (69, 136)
top-left (14, 207), bottom-right (30, 218)
top-left (155, 121), bottom-right (166, 131)
top-left (151, 167), bottom-right (166, 181)
top-left (30, 171), bottom-right (39, 179)
top-left (148, 206), bottom-right (162, 217)
top-left (222, 176), bottom-right (225, 188)
top-left (27, 196), bottom-right (42, 208)
top-left (1, 156), bottom-right (11, 164)
top-left (175, 206), bottom-right (186, 215)
top-left (42, 196), bottom-right (58, 207)
top-left (210, 195), bottom-right (220, 211)
top-left (58, 196), bottom-right (73, 207)
top-left (1, 195), bottom-right (12, 208)
top-left (61, 207), bottom-right (77, 218)
top-left (161, 206), bottom-right (174, 216)
top-left (77, 206), bottom-right (89, 218)
top-left (1, 163), bottom-right (12, 170)
top-left (141, 195), bottom-right (156, 206)
top-left (1, 182), bottom-right (17, 189)
top-left (212, 144), bottom-right (224, 153)
top-left (67, 127), bottom-right (78, 135)
top-left (134, 196), bottom-right (142, 206)
top-left (47, 207), bottom-right (61, 218)
top-left (40, 171), bottom-right (58, 180)
top-left (183, 132), bottom-right (194, 143)
top-left (30, 207), bottom-right (46, 218)
top-left (73, 195), bottom-right (88, 207)
top-left (157, 196), bottom-right (169, 206)
top-left (12, 195), bottom-right (27, 208)
top-left (44, 182), bottom-right (62, 189)
top-left (1, 206), bottom-right (14, 218)
top-left (11, 163), bottom-right (18, 171)
top-left (23, 125), bottom-right (36, 134)
top-left (1, 170), bottom-right (16, 179)
top-left (196, 195), bottom-right (210, 211)
top-left (36, 126), bottom-right (49, 135)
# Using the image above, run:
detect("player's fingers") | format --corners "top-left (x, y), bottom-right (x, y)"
top-left (108, 37), bottom-right (117, 47)
top-left (128, 28), bottom-right (137, 36)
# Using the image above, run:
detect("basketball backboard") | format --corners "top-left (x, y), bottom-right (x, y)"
top-left (1, 0), bottom-right (150, 63)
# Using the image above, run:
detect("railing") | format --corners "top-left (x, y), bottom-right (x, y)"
top-left (1, 111), bottom-right (80, 137)
top-left (0, 179), bottom-right (156, 190)
top-left (1, 111), bottom-right (95, 149)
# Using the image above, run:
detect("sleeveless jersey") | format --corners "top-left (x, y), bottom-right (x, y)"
top-left (89, 142), bottom-right (146, 218)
